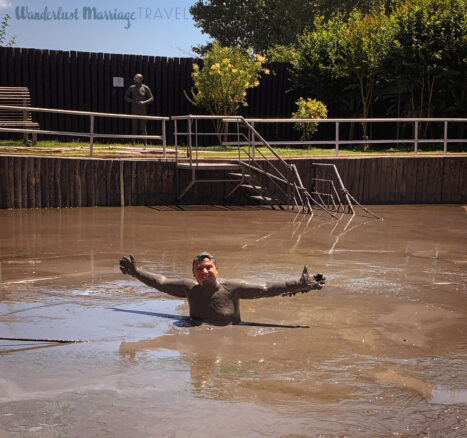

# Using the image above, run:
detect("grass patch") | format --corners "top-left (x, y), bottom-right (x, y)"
top-left (0, 139), bottom-right (464, 158)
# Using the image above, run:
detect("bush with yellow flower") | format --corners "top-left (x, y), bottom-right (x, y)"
top-left (185, 41), bottom-right (269, 117)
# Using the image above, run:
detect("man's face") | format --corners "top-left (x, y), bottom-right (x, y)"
top-left (192, 258), bottom-right (218, 286)
top-left (134, 75), bottom-right (142, 84)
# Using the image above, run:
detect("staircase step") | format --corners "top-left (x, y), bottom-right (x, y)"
top-left (250, 195), bottom-right (272, 202)
top-left (241, 184), bottom-right (264, 191)
top-left (228, 172), bottom-right (250, 178)
top-left (177, 162), bottom-right (241, 170)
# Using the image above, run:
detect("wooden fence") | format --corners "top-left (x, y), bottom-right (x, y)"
top-left (0, 47), bottom-right (298, 143)
top-left (0, 155), bottom-right (464, 209)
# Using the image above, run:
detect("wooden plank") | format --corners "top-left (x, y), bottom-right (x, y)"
top-left (6, 157), bottom-right (14, 209)
top-left (49, 50), bottom-right (58, 129)
top-left (14, 157), bottom-right (22, 209)
top-left (432, 157), bottom-right (444, 203)
top-left (393, 157), bottom-right (403, 204)
top-left (43, 50), bottom-right (51, 128)
top-left (0, 157), bottom-right (7, 208)
top-left (0, 48), bottom-right (8, 85)
top-left (357, 157), bottom-right (366, 203)
top-left (131, 161), bottom-right (137, 205)
top-left (90, 159), bottom-right (97, 206)
top-left (61, 158), bottom-right (69, 208)
top-left (424, 158), bottom-right (435, 203)
top-left (459, 158), bottom-right (467, 204)
top-left (33, 157), bottom-right (41, 208)
top-left (412, 158), bottom-right (423, 204)
top-left (80, 159), bottom-right (88, 206)
top-left (53, 158), bottom-right (61, 208)
top-left (21, 49), bottom-right (30, 95)
top-left (404, 157), bottom-right (415, 203)
top-left (39, 157), bottom-right (47, 207)
top-left (371, 157), bottom-right (381, 204)
top-left (443, 158), bottom-right (464, 204)
top-left (14, 47), bottom-right (22, 86)
top-left (26, 157), bottom-right (34, 208)
top-left (69, 52), bottom-right (79, 131)
top-left (419, 157), bottom-right (430, 203)
top-left (385, 157), bottom-right (393, 204)
top-left (55, 51), bottom-right (64, 111)
top-left (120, 54), bottom-right (131, 136)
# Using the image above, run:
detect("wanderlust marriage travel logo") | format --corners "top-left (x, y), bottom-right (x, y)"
top-left (15, 5), bottom-right (190, 29)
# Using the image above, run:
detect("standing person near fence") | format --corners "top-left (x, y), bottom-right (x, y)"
top-left (124, 73), bottom-right (154, 145)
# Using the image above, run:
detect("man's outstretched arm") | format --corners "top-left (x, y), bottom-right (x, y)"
top-left (120, 255), bottom-right (193, 298)
top-left (231, 266), bottom-right (326, 299)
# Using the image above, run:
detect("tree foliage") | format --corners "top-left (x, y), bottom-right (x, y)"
top-left (290, 0), bottom-right (466, 123)
top-left (387, 0), bottom-right (466, 118)
top-left (0, 14), bottom-right (16, 48)
top-left (190, 0), bottom-right (398, 54)
top-left (185, 41), bottom-right (269, 116)
top-left (185, 42), bottom-right (269, 142)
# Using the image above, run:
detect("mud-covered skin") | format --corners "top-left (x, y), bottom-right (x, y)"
top-left (120, 255), bottom-right (325, 323)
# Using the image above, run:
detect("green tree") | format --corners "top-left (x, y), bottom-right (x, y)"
top-left (337, 9), bottom-right (397, 138)
top-left (291, 8), bottom-right (397, 140)
top-left (190, 0), bottom-right (398, 54)
top-left (291, 15), bottom-right (356, 117)
top-left (0, 14), bottom-right (16, 47)
top-left (387, 0), bottom-right (466, 119)
top-left (185, 41), bottom-right (269, 142)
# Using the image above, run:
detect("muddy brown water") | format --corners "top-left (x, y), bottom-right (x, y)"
top-left (0, 205), bottom-right (466, 437)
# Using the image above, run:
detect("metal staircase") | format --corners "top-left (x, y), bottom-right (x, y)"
top-left (172, 115), bottom-right (380, 219)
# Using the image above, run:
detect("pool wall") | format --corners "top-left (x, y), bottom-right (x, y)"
top-left (0, 155), bottom-right (465, 209)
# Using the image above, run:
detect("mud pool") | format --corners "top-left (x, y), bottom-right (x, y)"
top-left (0, 205), bottom-right (466, 437)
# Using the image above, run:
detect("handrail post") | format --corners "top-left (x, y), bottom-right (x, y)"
top-left (251, 121), bottom-right (256, 160)
top-left (174, 119), bottom-right (178, 164)
top-left (162, 119), bottom-right (167, 159)
top-left (414, 121), bottom-right (418, 155)
top-left (335, 121), bottom-right (339, 157)
top-left (89, 114), bottom-right (95, 157)
top-left (444, 121), bottom-right (448, 156)
top-left (188, 117), bottom-right (193, 165)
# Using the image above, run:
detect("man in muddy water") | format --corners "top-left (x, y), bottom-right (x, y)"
top-left (119, 252), bottom-right (326, 324)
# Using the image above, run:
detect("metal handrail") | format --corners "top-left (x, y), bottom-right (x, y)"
top-left (0, 104), bottom-right (170, 157)
top-left (240, 117), bottom-right (467, 156)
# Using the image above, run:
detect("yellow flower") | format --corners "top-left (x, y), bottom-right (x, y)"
top-left (231, 68), bottom-right (238, 73)
top-left (253, 80), bottom-right (259, 86)
top-left (256, 54), bottom-right (265, 63)
top-left (264, 68), bottom-right (270, 75)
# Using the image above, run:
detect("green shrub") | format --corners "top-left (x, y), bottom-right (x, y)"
top-left (292, 97), bottom-right (327, 140)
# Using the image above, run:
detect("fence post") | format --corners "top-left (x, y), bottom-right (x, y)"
top-left (162, 119), bottom-right (166, 159)
top-left (414, 121), bottom-right (418, 155)
top-left (444, 121), bottom-right (448, 156)
top-left (89, 114), bottom-right (95, 157)
top-left (335, 121), bottom-right (339, 157)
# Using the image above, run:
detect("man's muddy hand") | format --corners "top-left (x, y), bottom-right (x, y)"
top-left (282, 265), bottom-right (326, 296)
top-left (120, 254), bottom-right (138, 276)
